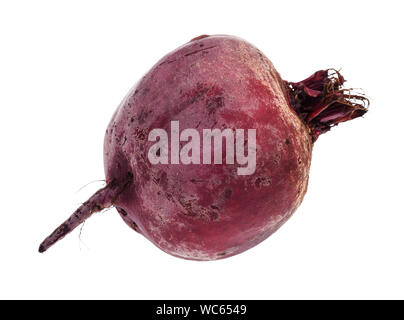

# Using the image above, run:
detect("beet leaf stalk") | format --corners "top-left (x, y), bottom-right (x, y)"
top-left (39, 174), bottom-right (133, 253)
top-left (286, 69), bottom-right (369, 141)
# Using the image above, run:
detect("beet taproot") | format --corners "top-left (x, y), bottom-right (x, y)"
top-left (39, 35), bottom-right (368, 260)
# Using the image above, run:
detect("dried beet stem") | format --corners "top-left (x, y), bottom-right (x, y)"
top-left (286, 69), bottom-right (369, 141)
top-left (39, 174), bottom-right (132, 253)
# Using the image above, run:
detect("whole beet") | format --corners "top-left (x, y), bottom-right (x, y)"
top-left (39, 35), bottom-right (367, 260)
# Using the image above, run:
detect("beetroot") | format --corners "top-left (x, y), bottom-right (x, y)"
top-left (39, 35), bottom-right (368, 260)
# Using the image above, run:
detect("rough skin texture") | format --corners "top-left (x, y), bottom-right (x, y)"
top-left (104, 35), bottom-right (313, 260)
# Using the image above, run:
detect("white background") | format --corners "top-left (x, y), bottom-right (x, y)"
top-left (1, 0), bottom-right (403, 299)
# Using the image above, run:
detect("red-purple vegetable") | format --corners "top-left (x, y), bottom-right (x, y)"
top-left (39, 35), bottom-right (368, 260)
